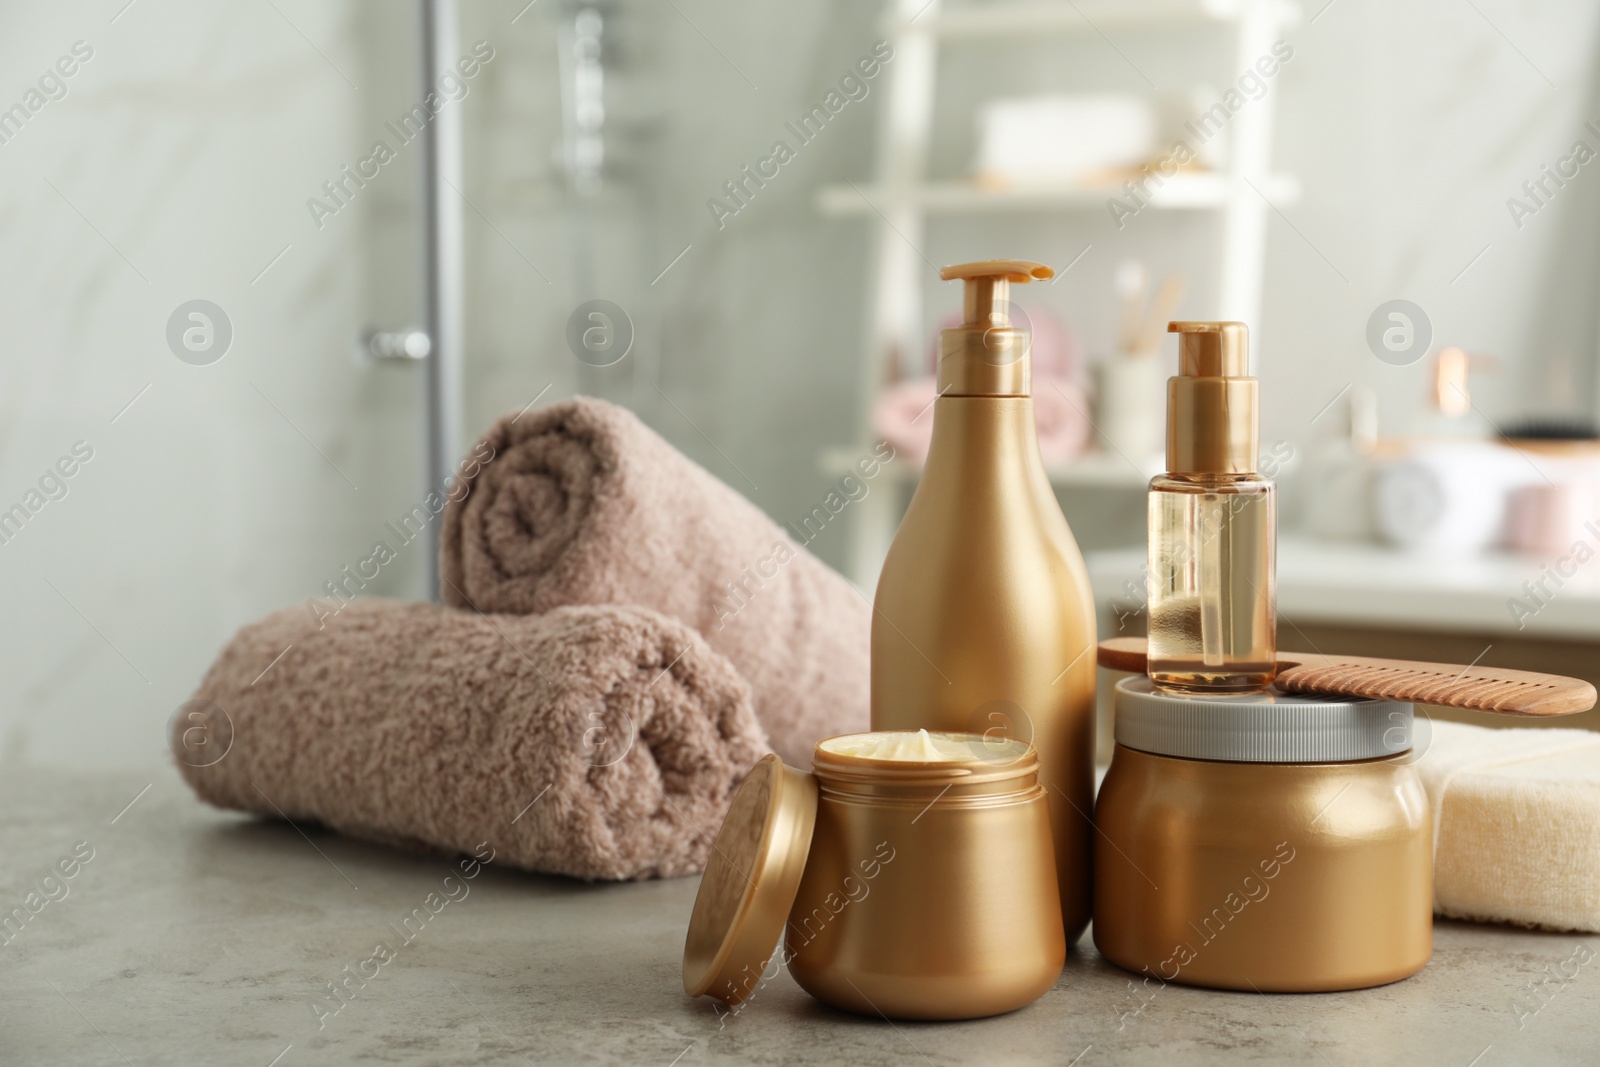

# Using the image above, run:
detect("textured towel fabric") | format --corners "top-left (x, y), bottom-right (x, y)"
top-left (439, 397), bottom-right (870, 765)
top-left (1419, 720), bottom-right (1600, 932)
top-left (174, 599), bottom-right (769, 881)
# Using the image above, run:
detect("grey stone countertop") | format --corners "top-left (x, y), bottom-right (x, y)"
top-left (2, 766), bottom-right (1595, 1066)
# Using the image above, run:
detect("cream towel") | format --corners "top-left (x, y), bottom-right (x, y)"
top-left (1420, 720), bottom-right (1600, 932)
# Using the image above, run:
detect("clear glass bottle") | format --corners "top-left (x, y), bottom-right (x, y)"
top-left (1147, 322), bottom-right (1277, 693)
top-left (1147, 472), bottom-right (1276, 691)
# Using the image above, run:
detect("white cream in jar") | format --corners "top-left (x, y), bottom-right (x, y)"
top-left (817, 729), bottom-right (1029, 763)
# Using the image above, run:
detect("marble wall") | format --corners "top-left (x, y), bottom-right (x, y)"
top-left (2, 0), bottom-right (1598, 766)
top-left (0, 1), bottom-right (425, 766)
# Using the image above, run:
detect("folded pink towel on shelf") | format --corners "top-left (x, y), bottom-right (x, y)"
top-left (173, 599), bottom-right (768, 881)
top-left (439, 397), bottom-right (869, 765)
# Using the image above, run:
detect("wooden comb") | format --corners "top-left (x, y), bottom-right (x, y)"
top-left (1097, 637), bottom-right (1596, 718)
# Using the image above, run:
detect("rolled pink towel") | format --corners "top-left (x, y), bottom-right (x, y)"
top-left (173, 599), bottom-right (768, 881)
top-left (439, 397), bottom-right (869, 765)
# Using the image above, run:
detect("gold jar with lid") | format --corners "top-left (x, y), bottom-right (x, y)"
top-left (684, 731), bottom-right (1064, 1020)
top-left (1094, 677), bottom-right (1432, 992)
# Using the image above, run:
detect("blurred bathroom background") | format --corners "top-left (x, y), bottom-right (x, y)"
top-left (4, 0), bottom-right (1600, 766)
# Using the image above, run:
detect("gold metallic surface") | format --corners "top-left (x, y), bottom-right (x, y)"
top-left (937, 259), bottom-right (1056, 285)
top-left (1165, 378), bottom-right (1260, 474)
top-left (871, 394), bottom-right (1097, 944)
top-left (682, 754), bottom-right (817, 1005)
top-left (1094, 744), bottom-right (1433, 992)
top-left (936, 328), bottom-right (1031, 396)
top-left (785, 742), bottom-right (1065, 1019)
top-left (1165, 321), bottom-right (1258, 475)
top-left (1170, 319), bottom-right (1249, 376)
top-left (935, 259), bottom-right (1052, 397)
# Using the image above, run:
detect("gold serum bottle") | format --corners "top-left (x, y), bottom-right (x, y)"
top-left (1147, 321), bottom-right (1276, 692)
top-left (871, 260), bottom-right (1098, 946)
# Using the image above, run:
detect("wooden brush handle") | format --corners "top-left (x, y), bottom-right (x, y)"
top-left (1096, 638), bottom-right (1596, 718)
top-left (1097, 636), bottom-right (1157, 673)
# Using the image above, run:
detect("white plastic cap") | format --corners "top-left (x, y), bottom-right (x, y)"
top-left (1114, 676), bottom-right (1414, 763)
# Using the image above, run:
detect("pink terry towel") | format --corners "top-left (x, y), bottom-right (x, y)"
top-left (173, 599), bottom-right (768, 881)
top-left (439, 397), bottom-right (870, 765)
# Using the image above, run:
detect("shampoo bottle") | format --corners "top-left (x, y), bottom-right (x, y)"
top-left (871, 260), bottom-right (1097, 945)
top-left (1146, 321), bottom-right (1277, 692)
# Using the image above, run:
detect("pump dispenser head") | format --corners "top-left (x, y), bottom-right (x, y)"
top-left (936, 260), bottom-right (1054, 397)
top-left (1165, 320), bottom-right (1258, 475)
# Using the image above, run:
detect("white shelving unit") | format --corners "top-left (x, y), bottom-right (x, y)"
top-left (822, 0), bottom-right (1300, 586)
top-left (817, 172), bottom-right (1299, 215)
top-left (821, 446), bottom-right (1164, 491)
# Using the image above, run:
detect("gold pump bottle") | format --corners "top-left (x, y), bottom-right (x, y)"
top-left (1146, 321), bottom-right (1277, 693)
top-left (870, 260), bottom-right (1097, 945)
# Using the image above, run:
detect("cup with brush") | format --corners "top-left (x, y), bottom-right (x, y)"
top-left (1096, 260), bottom-right (1186, 464)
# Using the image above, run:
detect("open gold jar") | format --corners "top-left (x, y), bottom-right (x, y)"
top-left (683, 731), bottom-right (1065, 1020)
top-left (1094, 676), bottom-right (1433, 992)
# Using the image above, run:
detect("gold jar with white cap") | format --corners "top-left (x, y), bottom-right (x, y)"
top-left (1094, 677), bottom-right (1432, 992)
top-left (683, 731), bottom-right (1064, 1020)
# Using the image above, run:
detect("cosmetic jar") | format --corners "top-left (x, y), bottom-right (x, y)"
top-left (683, 731), bottom-right (1065, 1020)
top-left (1094, 677), bottom-right (1432, 992)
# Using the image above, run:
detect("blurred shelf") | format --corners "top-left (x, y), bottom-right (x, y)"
top-left (1088, 536), bottom-right (1600, 640)
top-left (820, 447), bottom-right (1155, 489)
top-left (889, 0), bottom-right (1300, 38)
top-left (835, 0), bottom-right (1298, 586)
top-left (816, 173), bottom-right (1301, 216)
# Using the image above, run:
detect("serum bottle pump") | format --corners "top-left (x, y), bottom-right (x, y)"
top-left (1146, 321), bottom-right (1277, 693)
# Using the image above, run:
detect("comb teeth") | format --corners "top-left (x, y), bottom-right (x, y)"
top-left (1278, 661), bottom-right (1595, 717)
top-left (1093, 639), bottom-right (1597, 718)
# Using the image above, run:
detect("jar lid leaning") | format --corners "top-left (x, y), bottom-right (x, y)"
top-left (682, 754), bottom-right (818, 1006)
top-left (1115, 676), bottom-right (1415, 763)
